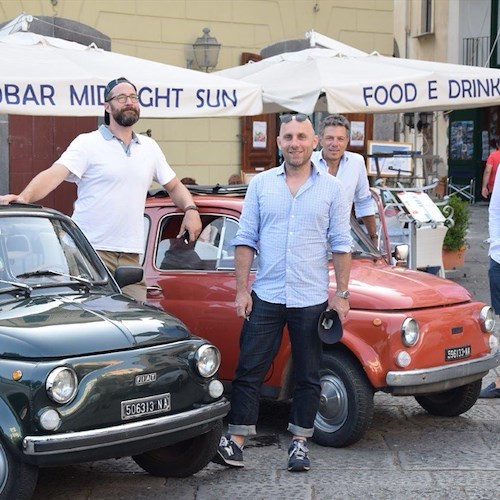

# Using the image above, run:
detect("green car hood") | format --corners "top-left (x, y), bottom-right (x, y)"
top-left (0, 294), bottom-right (190, 359)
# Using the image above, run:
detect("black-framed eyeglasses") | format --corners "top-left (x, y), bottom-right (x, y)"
top-left (107, 94), bottom-right (139, 103)
top-left (279, 113), bottom-right (309, 123)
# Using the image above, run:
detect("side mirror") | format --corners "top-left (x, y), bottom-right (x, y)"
top-left (393, 244), bottom-right (409, 264)
top-left (114, 266), bottom-right (143, 288)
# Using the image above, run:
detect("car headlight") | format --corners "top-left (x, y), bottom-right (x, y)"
top-left (46, 367), bottom-right (78, 404)
top-left (479, 306), bottom-right (495, 333)
top-left (194, 345), bottom-right (221, 378)
top-left (401, 318), bottom-right (419, 347)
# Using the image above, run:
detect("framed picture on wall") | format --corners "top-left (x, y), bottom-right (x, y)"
top-left (367, 141), bottom-right (413, 177)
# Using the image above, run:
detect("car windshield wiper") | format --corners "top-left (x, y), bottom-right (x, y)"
top-left (0, 279), bottom-right (32, 297)
top-left (16, 269), bottom-right (95, 287)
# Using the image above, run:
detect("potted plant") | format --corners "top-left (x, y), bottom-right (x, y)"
top-left (439, 195), bottom-right (469, 269)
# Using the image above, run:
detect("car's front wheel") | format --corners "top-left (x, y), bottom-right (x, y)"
top-left (415, 380), bottom-right (481, 416)
top-left (132, 419), bottom-right (222, 477)
top-left (312, 350), bottom-right (374, 448)
top-left (0, 438), bottom-right (38, 500)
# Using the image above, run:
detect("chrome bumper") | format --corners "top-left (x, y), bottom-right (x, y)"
top-left (23, 399), bottom-right (229, 456)
top-left (386, 351), bottom-right (500, 395)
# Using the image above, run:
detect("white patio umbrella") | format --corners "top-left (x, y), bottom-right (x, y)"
top-left (217, 45), bottom-right (500, 114)
top-left (0, 31), bottom-right (262, 117)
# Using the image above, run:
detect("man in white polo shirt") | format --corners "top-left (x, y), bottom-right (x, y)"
top-left (0, 77), bottom-right (201, 301)
top-left (312, 114), bottom-right (377, 244)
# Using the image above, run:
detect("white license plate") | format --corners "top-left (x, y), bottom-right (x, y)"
top-left (445, 345), bottom-right (471, 361)
top-left (121, 393), bottom-right (171, 420)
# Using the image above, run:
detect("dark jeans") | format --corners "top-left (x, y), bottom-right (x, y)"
top-left (489, 257), bottom-right (500, 315)
top-left (228, 292), bottom-right (325, 438)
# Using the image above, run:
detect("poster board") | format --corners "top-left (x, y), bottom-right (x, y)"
top-left (397, 191), bottom-right (445, 223)
top-left (367, 141), bottom-right (413, 177)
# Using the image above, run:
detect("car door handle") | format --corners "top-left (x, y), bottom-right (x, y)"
top-left (147, 285), bottom-right (163, 295)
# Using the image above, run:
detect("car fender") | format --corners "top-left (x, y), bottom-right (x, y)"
top-left (0, 397), bottom-right (25, 460)
top-left (332, 331), bottom-right (386, 388)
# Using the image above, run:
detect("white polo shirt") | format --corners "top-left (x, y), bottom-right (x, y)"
top-left (59, 125), bottom-right (175, 253)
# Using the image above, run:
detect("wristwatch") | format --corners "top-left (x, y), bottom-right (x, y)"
top-left (184, 205), bottom-right (198, 212)
top-left (335, 290), bottom-right (350, 299)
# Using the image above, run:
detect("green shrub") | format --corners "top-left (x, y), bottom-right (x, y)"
top-left (440, 195), bottom-right (469, 251)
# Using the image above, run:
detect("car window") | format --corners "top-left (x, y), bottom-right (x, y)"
top-left (0, 216), bottom-right (107, 285)
top-left (153, 214), bottom-right (253, 271)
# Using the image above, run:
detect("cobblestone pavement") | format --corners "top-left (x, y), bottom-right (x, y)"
top-left (33, 202), bottom-right (500, 500)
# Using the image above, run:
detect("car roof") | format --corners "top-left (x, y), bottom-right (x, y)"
top-left (0, 202), bottom-right (65, 218)
top-left (146, 185), bottom-right (246, 212)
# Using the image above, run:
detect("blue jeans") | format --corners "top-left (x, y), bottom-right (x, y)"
top-left (228, 292), bottom-right (325, 438)
top-left (489, 257), bottom-right (500, 315)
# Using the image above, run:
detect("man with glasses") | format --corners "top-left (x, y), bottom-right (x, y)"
top-left (312, 114), bottom-right (377, 244)
top-left (0, 77), bottom-right (201, 301)
top-left (213, 113), bottom-right (352, 472)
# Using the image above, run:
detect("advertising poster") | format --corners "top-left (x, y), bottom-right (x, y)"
top-left (350, 121), bottom-right (365, 147)
top-left (450, 120), bottom-right (474, 160)
top-left (253, 121), bottom-right (267, 148)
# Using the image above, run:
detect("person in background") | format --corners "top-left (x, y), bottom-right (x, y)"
top-left (180, 177), bottom-right (197, 185)
top-left (0, 77), bottom-right (201, 301)
top-left (228, 173), bottom-right (243, 185)
top-left (480, 166), bottom-right (500, 398)
top-left (312, 114), bottom-right (377, 244)
top-left (213, 113), bottom-right (352, 472)
top-left (481, 137), bottom-right (500, 199)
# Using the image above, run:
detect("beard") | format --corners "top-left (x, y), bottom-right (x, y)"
top-left (112, 107), bottom-right (140, 127)
top-left (284, 150), bottom-right (311, 169)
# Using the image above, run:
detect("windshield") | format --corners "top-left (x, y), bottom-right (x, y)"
top-left (350, 216), bottom-right (382, 258)
top-left (0, 215), bottom-right (109, 290)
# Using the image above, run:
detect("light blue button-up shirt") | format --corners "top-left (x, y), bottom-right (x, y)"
top-left (311, 150), bottom-right (374, 218)
top-left (232, 164), bottom-right (352, 307)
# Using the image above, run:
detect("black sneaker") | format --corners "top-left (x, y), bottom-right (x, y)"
top-left (212, 434), bottom-right (244, 467)
top-left (287, 439), bottom-right (310, 472)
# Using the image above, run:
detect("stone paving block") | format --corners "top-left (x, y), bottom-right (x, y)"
top-left (394, 432), bottom-right (500, 470)
top-left (34, 469), bottom-right (167, 499)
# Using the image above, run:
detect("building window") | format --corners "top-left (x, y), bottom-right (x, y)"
top-left (420, 0), bottom-right (434, 35)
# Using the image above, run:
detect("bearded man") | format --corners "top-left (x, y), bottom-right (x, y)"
top-left (0, 77), bottom-right (201, 301)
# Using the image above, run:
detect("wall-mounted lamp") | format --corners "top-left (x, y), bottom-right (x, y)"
top-left (403, 111), bottom-right (433, 131)
top-left (192, 28), bottom-right (220, 72)
top-left (418, 111), bottom-right (433, 128)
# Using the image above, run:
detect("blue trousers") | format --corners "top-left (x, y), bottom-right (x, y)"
top-left (228, 292), bottom-right (325, 438)
top-left (489, 257), bottom-right (500, 315)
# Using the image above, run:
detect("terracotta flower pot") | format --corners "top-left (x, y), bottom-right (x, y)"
top-left (442, 247), bottom-right (466, 270)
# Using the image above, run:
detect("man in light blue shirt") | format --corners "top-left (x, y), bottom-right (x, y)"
top-left (312, 114), bottom-right (377, 244)
top-left (213, 113), bottom-right (352, 472)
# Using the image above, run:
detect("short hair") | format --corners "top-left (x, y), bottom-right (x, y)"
top-left (180, 177), bottom-right (197, 185)
top-left (228, 174), bottom-right (242, 185)
top-left (318, 114), bottom-right (350, 136)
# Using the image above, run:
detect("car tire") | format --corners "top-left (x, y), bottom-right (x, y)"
top-left (0, 438), bottom-right (38, 500)
top-left (132, 419), bottom-right (222, 477)
top-left (312, 350), bottom-right (374, 448)
top-left (414, 380), bottom-right (481, 416)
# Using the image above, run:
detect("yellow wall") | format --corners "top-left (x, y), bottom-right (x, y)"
top-left (0, 1), bottom-right (393, 183)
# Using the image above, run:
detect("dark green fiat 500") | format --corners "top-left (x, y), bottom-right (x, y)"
top-left (0, 203), bottom-right (228, 500)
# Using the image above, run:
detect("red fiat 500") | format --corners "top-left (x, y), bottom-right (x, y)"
top-left (143, 185), bottom-right (500, 448)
